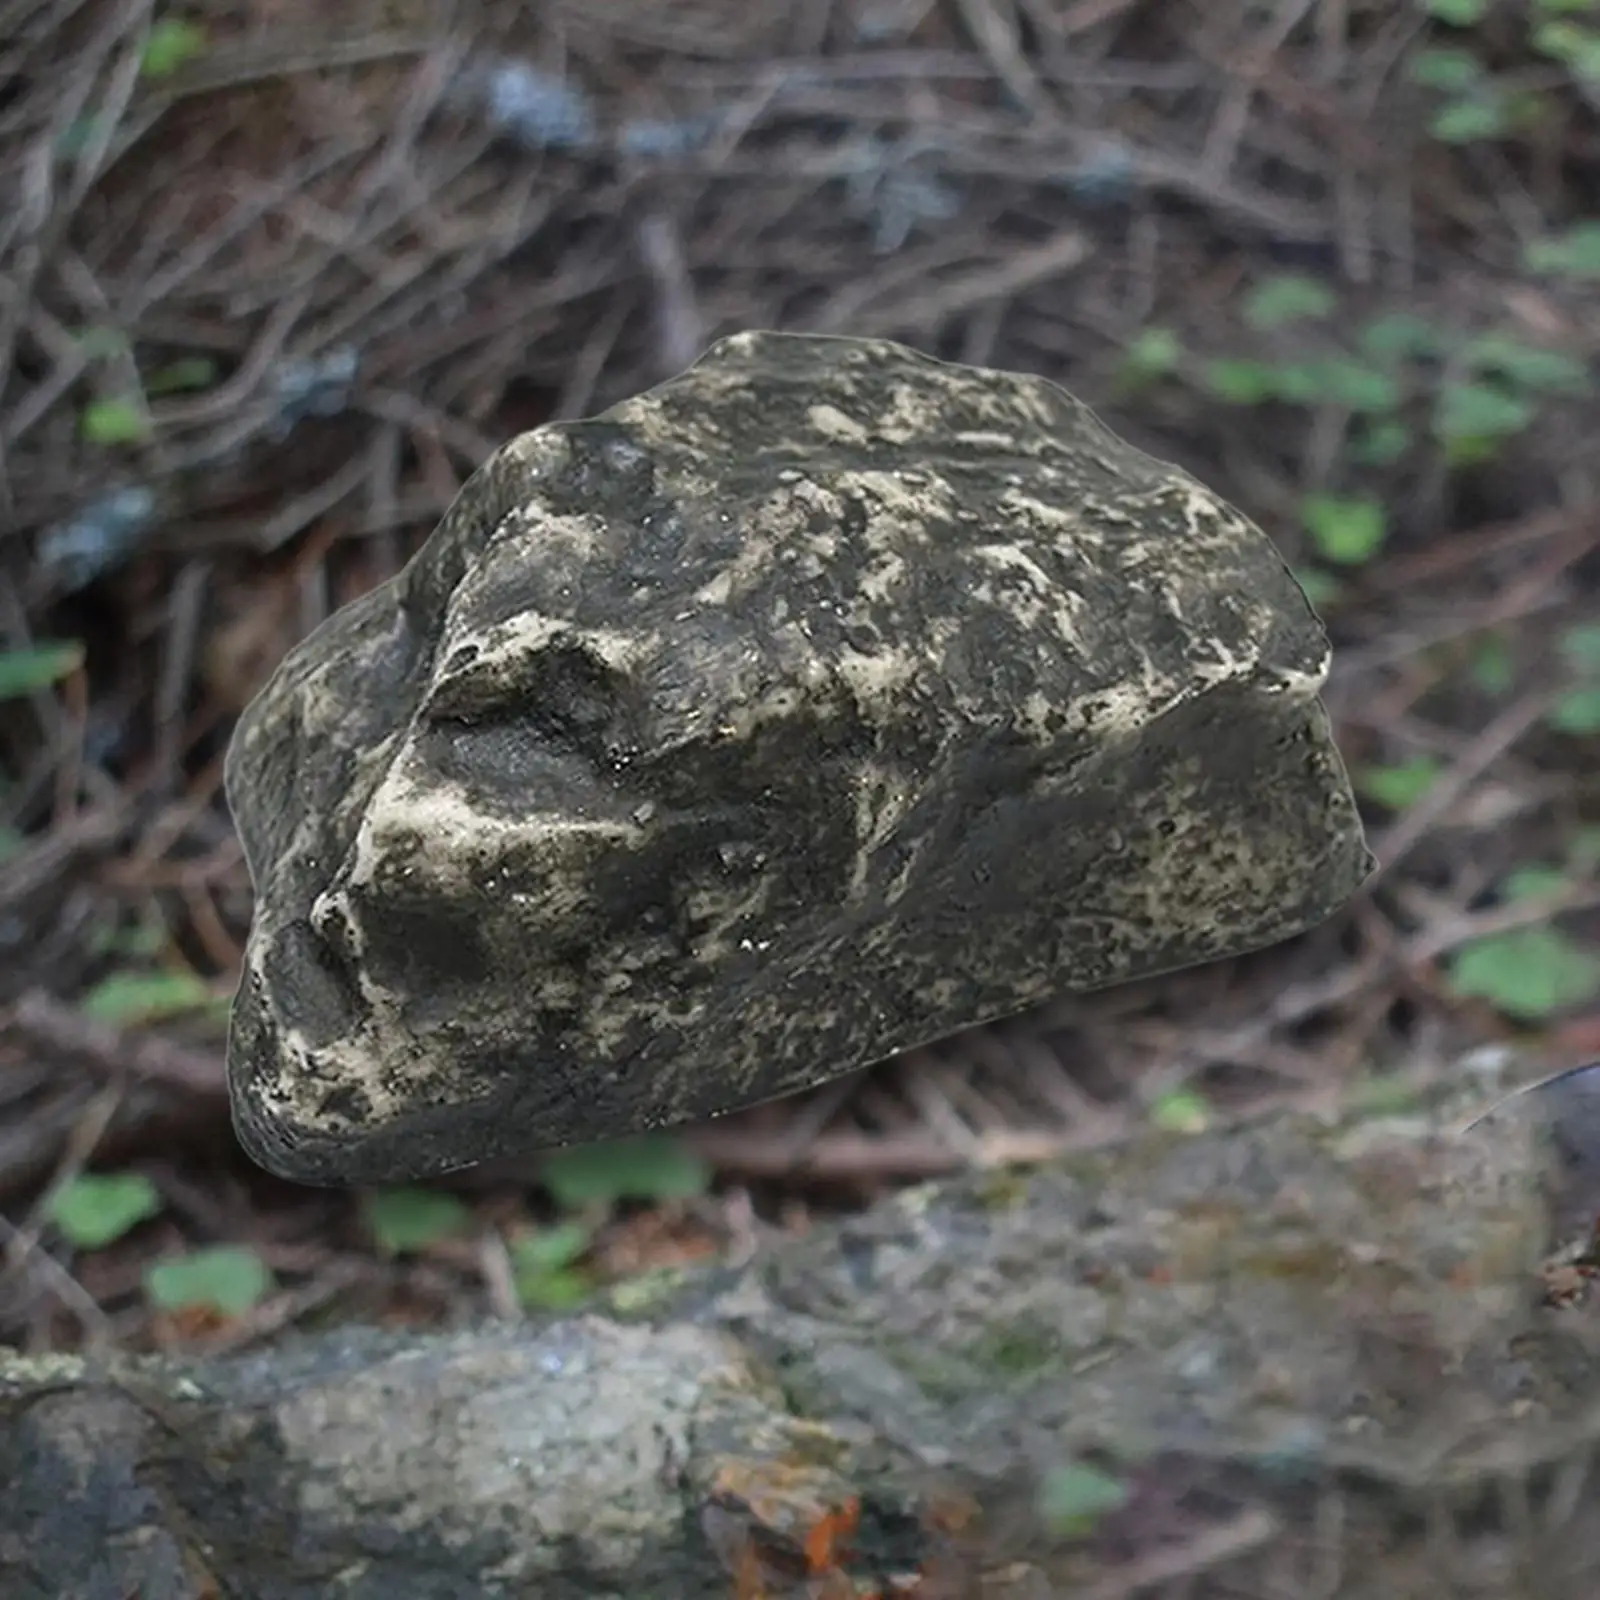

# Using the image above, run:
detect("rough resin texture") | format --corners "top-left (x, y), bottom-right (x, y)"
top-left (225, 331), bottom-right (1373, 1183)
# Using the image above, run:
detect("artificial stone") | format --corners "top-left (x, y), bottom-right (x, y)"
top-left (225, 331), bottom-right (1373, 1184)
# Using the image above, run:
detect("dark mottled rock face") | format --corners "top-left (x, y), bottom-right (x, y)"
top-left (225, 331), bottom-right (1373, 1184)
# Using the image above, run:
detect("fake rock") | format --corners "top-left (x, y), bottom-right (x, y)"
top-left (225, 332), bottom-right (1373, 1183)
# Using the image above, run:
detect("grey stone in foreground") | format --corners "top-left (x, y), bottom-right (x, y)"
top-left (225, 331), bottom-right (1372, 1184)
top-left (6, 1080), bottom-right (1600, 1599)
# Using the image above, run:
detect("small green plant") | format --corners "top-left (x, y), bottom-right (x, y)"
top-left (539, 1133), bottom-right (711, 1212)
top-left (1242, 274), bottom-right (1336, 332)
top-left (140, 17), bottom-right (207, 79)
top-left (1148, 1087), bottom-right (1211, 1133)
top-left (1430, 381), bottom-right (1536, 464)
top-left (79, 968), bottom-right (216, 1026)
top-left (1569, 825), bottom-right (1600, 871)
top-left (73, 326), bottom-right (132, 362)
top-left (1199, 266), bottom-right (1592, 478)
top-left (1036, 1460), bottom-right (1130, 1539)
top-left (1414, 0), bottom-right (1600, 144)
top-left (1292, 567), bottom-right (1344, 610)
top-left (1348, 418), bottom-right (1412, 467)
top-left (1201, 358), bottom-right (1281, 405)
top-left (1461, 333), bottom-right (1591, 394)
top-left (1301, 494), bottom-right (1387, 566)
top-left (47, 1171), bottom-right (163, 1250)
top-left (1356, 755), bottom-right (1443, 810)
top-left (1549, 621), bottom-right (1600, 734)
top-left (0, 640), bottom-right (84, 700)
top-left (1409, 44), bottom-right (1514, 143)
top-left (1500, 864), bottom-right (1572, 902)
top-left (1430, 90), bottom-right (1517, 143)
top-left (145, 357), bottom-right (218, 396)
top-left (88, 913), bottom-right (169, 961)
top-left (361, 1187), bottom-right (473, 1255)
top-left (144, 1245), bottom-right (274, 1316)
top-left (1426, 0), bottom-right (1490, 23)
top-left (80, 397), bottom-right (151, 445)
top-left (1471, 632), bottom-right (1516, 694)
top-left (1358, 312), bottom-right (1448, 364)
top-left (509, 1220), bottom-right (596, 1310)
top-left (1549, 685), bottom-right (1600, 735)
top-left (1201, 353), bottom-right (1400, 413)
top-left (1113, 326), bottom-right (1183, 395)
top-left (1348, 1073), bottom-right (1426, 1116)
top-left (73, 318), bottom-right (216, 437)
top-left (1449, 925), bottom-right (1600, 1021)
top-left (1534, 17), bottom-right (1600, 78)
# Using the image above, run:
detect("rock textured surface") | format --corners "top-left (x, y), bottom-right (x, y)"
top-left (225, 331), bottom-right (1372, 1184)
top-left (6, 1072), bottom-right (1600, 1598)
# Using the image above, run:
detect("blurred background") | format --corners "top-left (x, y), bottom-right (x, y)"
top-left (1, 0), bottom-right (1596, 1356)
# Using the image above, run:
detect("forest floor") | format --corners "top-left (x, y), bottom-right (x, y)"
top-left (1, 0), bottom-right (1597, 1358)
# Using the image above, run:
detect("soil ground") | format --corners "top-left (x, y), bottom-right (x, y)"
top-left (1, 0), bottom-right (1597, 1360)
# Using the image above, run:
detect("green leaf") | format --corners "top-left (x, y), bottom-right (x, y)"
top-left (1461, 334), bottom-right (1591, 394)
top-left (1292, 567), bottom-right (1343, 609)
top-left (1264, 361), bottom-right (1327, 404)
top-left (1549, 685), bottom-right (1600, 734)
top-left (92, 917), bottom-right (168, 960)
top-left (1409, 47), bottom-right (1485, 91)
top-left (1359, 311), bottom-right (1447, 363)
top-left (511, 1219), bottom-right (594, 1272)
top-left (1311, 359), bottom-right (1403, 413)
top-left (80, 969), bottom-right (213, 1025)
top-left (1357, 756), bottom-right (1443, 810)
top-left (1448, 927), bottom-right (1600, 1020)
top-left (0, 640), bottom-right (84, 700)
top-left (1202, 358), bottom-right (1281, 404)
top-left (1349, 1074), bottom-right (1424, 1116)
top-left (1568, 825), bottom-right (1600, 870)
top-left (1117, 326), bottom-right (1182, 384)
top-left (1533, 20), bottom-right (1600, 74)
top-left (1433, 381), bottom-right (1533, 441)
top-left (541, 1134), bottom-right (711, 1212)
top-left (1302, 494), bottom-right (1387, 566)
top-left (1430, 96), bottom-right (1508, 142)
top-left (1525, 223), bottom-right (1600, 278)
top-left (515, 1267), bottom-right (592, 1311)
top-left (361, 1187), bottom-right (473, 1255)
top-left (1441, 433), bottom-right (1502, 468)
top-left (1426, 0), bottom-right (1489, 22)
top-left (1538, 0), bottom-right (1600, 14)
top-left (1501, 865), bottom-right (1571, 901)
top-left (1471, 633), bottom-right (1515, 694)
top-left (80, 397), bottom-right (150, 445)
top-left (145, 356), bottom-right (217, 396)
top-left (1149, 1088), bottom-right (1210, 1133)
top-left (144, 1245), bottom-right (273, 1316)
top-left (48, 1171), bottom-right (163, 1250)
top-left (510, 1220), bottom-right (596, 1310)
top-left (55, 117), bottom-right (107, 159)
top-left (1558, 621), bottom-right (1600, 674)
top-left (1349, 419), bottom-right (1412, 465)
top-left (74, 325), bottom-right (132, 362)
top-left (1242, 274), bottom-right (1336, 331)
top-left (1037, 1461), bottom-right (1130, 1539)
top-left (140, 17), bottom-right (207, 79)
